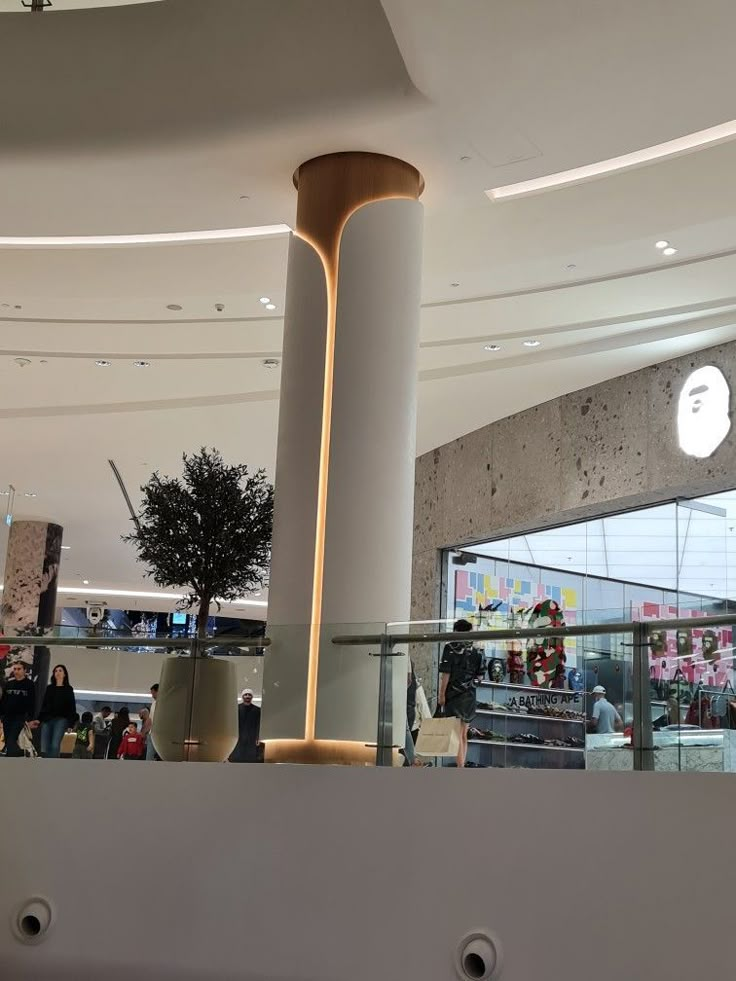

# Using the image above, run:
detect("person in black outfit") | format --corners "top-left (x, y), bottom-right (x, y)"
top-left (0, 661), bottom-right (37, 757)
top-left (107, 706), bottom-right (130, 760)
top-left (229, 689), bottom-right (262, 762)
top-left (39, 663), bottom-right (77, 758)
top-left (438, 619), bottom-right (484, 768)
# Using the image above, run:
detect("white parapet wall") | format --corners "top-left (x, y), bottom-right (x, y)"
top-left (0, 764), bottom-right (734, 980)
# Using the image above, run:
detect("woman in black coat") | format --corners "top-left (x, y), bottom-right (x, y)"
top-left (39, 664), bottom-right (77, 758)
top-left (107, 706), bottom-right (130, 759)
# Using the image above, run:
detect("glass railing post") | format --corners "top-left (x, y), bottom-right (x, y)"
top-left (375, 629), bottom-right (394, 767)
top-left (632, 622), bottom-right (654, 770)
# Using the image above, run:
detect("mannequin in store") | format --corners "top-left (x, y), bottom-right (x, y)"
top-left (507, 643), bottom-right (525, 686)
top-left (526, 599), bottom-right (566, 687)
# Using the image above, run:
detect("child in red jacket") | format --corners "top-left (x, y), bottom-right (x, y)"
top-left (117, 722), bottom-right (146, 760)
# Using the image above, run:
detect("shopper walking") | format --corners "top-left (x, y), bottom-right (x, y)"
top-left (72, 711), bottom-right (96, 759)
top-left (0, 661), bottom-right (37, 757)
top-left (39, 664), bottom-right (77, 758)
top-left (107, 706), bottom-right (130, 759)
top-left (229, 689), bottom-right (262, 762)
top-left (590, 685), bottom-right (623, 734)
top-left (93, 706), bottom-right (112, 758)
top-left (145, 683), bottom-right (159, 760)
top-left (438, 619), bottom-right (484, 768)
top-left (117, 721), bottom-right (146, 760)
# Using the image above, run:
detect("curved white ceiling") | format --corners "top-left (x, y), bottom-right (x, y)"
top-left (3, 0), bottom-right (736, 604)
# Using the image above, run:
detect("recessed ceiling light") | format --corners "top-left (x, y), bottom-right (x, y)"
top-left (565, 263), bottom-right (577, 270)
top-left (23, 492), bottom-right (37, 498)
top-left (262, 358), bottom-right (280, 369)
top-left (450, 282), bottom-right (460, 288)
top-left (14, 304), bottom-right (21, 310)
top-left (259, 297), bottom-right (271, 305)
top-left (133, 361), bottom-right (151, 368)
top-left (265, 303), bottom-right (276, 311)
top-left (523, 340), bottom-right (541, 348)
top-left (61, 545), bottom-right (71, 550)
top-left (166, 304), bottom-right (182, 311)
top-left (662, 246), bottom-right (678, 256)
top-left (82, 579), bottom-right (90, 585)
top-left (95, 360), bottom-right (111, 367)
top-left (484, 344), bottom-right (501, 352)
top-left (655, 240), bottom-right (669, 249)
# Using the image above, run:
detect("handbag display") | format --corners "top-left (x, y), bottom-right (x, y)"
top-left (415, 709), bottom-right (461, 757)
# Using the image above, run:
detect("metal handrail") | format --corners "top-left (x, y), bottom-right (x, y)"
top-left (0, 635), bottom-right (270, 650)
top-left (332, 612), bottom-right (736, 647)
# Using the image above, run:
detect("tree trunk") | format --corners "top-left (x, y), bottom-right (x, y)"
top-left (197, 595), bottom-right (211, 642)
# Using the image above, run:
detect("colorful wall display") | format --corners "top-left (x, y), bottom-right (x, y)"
top-left (635, 601), bottom-right (733, 686)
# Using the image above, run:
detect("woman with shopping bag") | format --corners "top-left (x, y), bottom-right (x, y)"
top-left (437, 619), bottom-right (484, 768)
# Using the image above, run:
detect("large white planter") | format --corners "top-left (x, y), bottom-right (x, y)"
top-left (152, 656), bottom-right (238, 762)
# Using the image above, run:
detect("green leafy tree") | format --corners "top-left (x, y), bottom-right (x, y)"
top-left (125, 448), bottom-right (273, 641)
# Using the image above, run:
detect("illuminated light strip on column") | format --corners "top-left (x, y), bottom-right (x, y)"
top-left (486, 118), bottom-right (736, 200)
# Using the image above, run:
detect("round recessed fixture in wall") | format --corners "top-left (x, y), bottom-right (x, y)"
top-left (133, 361), bottom-right (151, 368)
top-left (662, 246), bottom-right (678, 256)
top-left (259, 297), bottom-right (271, 305)
top-left (655, 240), bottom-right (669, 249)
top-left (523, 340), bottom-right (541, 348)
top-left (94, 360), bottom-right (111, 367)
top-left (166, 303), bottom-right (183, 311)
top-left (483, 344), bottom-right (501, 352)
top-left (265, 303), bottom-right (276, 311)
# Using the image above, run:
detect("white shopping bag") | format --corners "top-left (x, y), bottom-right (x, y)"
top-left (415, 712), bottom-right (461, 757)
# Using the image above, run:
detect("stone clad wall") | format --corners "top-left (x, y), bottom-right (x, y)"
top-left (410, 338), bottom-right (736, 691)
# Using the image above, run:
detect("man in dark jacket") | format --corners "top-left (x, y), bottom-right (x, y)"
top-left (1, 661), bottom-right (37, 757)
top-left (229, 689), bottom-right (262, 763)
top-left (438, 620), bottom-right (484, 768)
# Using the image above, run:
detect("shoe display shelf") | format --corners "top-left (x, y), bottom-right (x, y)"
top-left (466, 679), bottom-right (586, 770)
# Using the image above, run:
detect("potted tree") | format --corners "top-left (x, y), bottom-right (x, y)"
top-left (125, 448), bottom-right (273, 761)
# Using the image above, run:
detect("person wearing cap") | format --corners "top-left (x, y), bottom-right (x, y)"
top-left (229, 688), bottom-right (262, 763)
top-left (590, 685), bottom-right (623, 734)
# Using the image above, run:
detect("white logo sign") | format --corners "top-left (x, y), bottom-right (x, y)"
top-left (677, 365), bottom-right (731, 458)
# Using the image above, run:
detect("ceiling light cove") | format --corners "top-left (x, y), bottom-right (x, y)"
top-left (486, 118), bottom-right (736, 200)
top-left (0, 225), bottom-right (291, 249)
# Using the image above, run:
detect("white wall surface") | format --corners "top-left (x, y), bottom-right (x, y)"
top-left (0, 764), bottom-right (733, 980)
top-left (53, 647), bottom-right (263, 702)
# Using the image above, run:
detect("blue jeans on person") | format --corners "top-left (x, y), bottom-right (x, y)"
top-left (41, 717), bottom-right (67, 758)
top-left (145, 733), bottom-right (159, 760)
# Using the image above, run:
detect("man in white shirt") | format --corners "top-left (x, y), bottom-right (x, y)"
top-left (591, 685), bottom-right (623, 734)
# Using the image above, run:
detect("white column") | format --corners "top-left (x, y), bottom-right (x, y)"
top-left (262, 152), bottom-right (424, 763)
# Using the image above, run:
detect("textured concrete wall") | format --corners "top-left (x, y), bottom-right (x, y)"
top-left (411, 339), bottom-right (736, 689)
